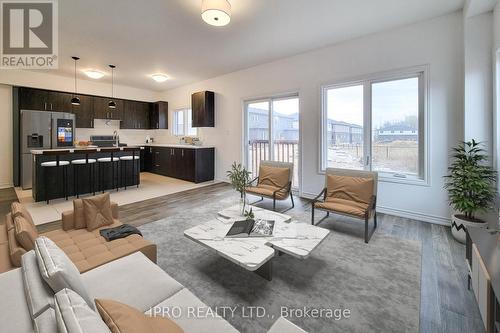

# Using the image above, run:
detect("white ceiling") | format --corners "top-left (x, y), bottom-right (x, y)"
top-left (52, 0), bottom-right (465, 92)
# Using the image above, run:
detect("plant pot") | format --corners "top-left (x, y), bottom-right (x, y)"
top-left (451, 214), bottom-right (488, 244)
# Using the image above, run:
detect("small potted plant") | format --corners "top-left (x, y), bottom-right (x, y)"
top-left (444, 140), bottom-right (497, 243)
top-left (227, 162), bottom-right (251, 215)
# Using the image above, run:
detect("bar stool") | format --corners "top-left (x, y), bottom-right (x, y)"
top-left (119, 147), bottom-right (140, 190)
top-left (71, 149), bottom-right (97, 198)
top-left (41, 150), bottom-right (70, 204)
top-left (97, 148), bottom-right (121, 193)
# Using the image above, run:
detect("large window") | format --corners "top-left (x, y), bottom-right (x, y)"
top-left (321, 68), bottom-right (427, 183)
top-left (173, 108), bottom-right (198, 137)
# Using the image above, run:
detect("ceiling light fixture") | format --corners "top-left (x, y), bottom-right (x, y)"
top-left (71, 56), bottom-right (80, 106)
top-left (108, 64), bottom-right (116, 109)
top-left (201, 0), bottom-right (231, 27)
top-left (84, 70), bottom-right (105, 79)
top-left (151, 73), bottom-right (169, 83)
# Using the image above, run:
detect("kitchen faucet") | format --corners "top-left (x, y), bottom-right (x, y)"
top-left (113, 130), bottom-right (119, 147)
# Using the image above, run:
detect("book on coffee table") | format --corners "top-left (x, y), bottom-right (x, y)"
top-left (226, 219), bottom-right (275, 238)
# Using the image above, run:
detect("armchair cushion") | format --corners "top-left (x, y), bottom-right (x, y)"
top-left (246, 184), bottom-right (289, 200)
top-left (258, 165), bottom-right (290, 188)
top-left (315, 198), bottom-right (370, 218)
top-left (326, 174), bottom-right (374, 205)
top-left (83, 193), bottom-right (114, 231)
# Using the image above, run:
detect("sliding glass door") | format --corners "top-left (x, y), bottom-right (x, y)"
top-left (245, 95), bottom-right (299, 189)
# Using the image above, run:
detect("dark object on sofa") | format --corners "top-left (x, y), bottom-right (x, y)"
top-left (100, 224), bottom-right (142, 241)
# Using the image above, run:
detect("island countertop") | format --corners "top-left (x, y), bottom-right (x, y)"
top-left (30, 146), bottom-right (143, 155)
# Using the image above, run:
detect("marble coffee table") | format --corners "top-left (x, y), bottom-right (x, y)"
top-left (183, 205), bottom-right (329, 280)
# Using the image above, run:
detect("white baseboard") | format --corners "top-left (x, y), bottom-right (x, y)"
top-left (301, 191), bottom-right (450, 226)
top-left (0, 182), bottom-right (13, 190)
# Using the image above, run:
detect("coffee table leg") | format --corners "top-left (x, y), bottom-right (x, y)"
top-left (255, 259), bottom-right (273, 281)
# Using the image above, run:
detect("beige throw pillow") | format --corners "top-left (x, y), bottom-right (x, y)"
top-left (83, 193), bottom-right (114, 231)
top-left (95, 299), bottom-right (183, 333)
top-left (14, 215), bottom-right (39, 250)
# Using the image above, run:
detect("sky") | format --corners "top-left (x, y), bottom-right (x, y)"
top-left (327, 77), bottom-right (419, 128)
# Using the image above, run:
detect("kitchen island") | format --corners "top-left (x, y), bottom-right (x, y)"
top-left (31, 147), bottom-right (142, 202)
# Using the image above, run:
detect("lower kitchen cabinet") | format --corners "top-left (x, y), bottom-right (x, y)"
top-left (143, 146), bottom-right (214, 183)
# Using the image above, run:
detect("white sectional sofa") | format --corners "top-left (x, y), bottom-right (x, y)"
top-left (0, 247), bottom-right (306, 333)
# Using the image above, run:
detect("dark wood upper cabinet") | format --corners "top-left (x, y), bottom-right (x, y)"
top-left (192, 91), bottom-right (214, 127)
top-left (47, 91), bottom-right (73, 112)
top-left (150, 101), bottom-right (168, 129)
top-left (19, 87), bottom-right (75, 112)
top-left (93, 96), bottom-right (123, 120)
top-left (121, 100), bottom-right (151, 129)
top-left (72, 95), bottom-right (94, 128)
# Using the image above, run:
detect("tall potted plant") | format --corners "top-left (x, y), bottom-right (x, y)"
top-left (444, 140), bottom-right (497, 243)
top-left (227, 162), bottom-right (251, 215)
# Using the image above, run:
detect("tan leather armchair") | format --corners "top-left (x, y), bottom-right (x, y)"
top-left (245, 161), bottom-right (294, 211)
top-left (311, 168), bottom-right (377, 243)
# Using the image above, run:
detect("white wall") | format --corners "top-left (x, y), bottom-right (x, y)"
top-left (464, 12), bottom-right (493, 157)
top-left (0, 85), bottom-right (13, 189)
top-left (159, 12), bottom-right (464, 224)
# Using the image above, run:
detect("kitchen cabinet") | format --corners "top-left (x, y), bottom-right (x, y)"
top-left (47, 91), bottom-right (74, 112)
top-left (150, 101), bottom-right (168, 129)
top-left (192, 91), bottom-right (214, 127)
top-left (143, 146), bottom-right (214, 183)
top-left (72, 95), bottom-right (94, 128)
top-left (122, 100), bottom-right (150, 129)
top-left (94, 96), bottom-right (123, 120)
top-left (19, 87), bottom-right (48, 110)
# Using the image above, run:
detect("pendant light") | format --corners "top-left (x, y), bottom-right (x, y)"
top-left (71, 56), bottom-right (80, 106)
top-left (108, 64), bottom-right (116, 109)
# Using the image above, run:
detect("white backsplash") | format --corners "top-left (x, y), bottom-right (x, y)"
top-left (75, 119), bottom-right (181, 145)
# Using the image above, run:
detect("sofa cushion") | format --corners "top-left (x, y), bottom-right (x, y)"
top-left (73, 199), bottom-right (87, 229)
top-left (82, 252), bottom-right (182, 313)
top-left (34, 236), bottom-right (94, 310)
top-left (11, 201), bottom-right (35, 227)
top-left (55, 288), bottom-right (110, 333)
top-left (95, 298), bottom-right (183, 333)
top-left (267, 317), bottom-right (307, 333)
top-left (147, 288), bottom-right (238, 333)
top-left (14, 215), bottom-right (39, 250)
top-left (259, 165), bottom-right (290, 188)
top-left (326, 174), bottom-right (374, 205)
top-left (0, 268), bottom-right (34, 333)
top-left (7, 221), bottom-right (26, 267)
top-left (21, 250), bottom-right (54, 318)
top-left (33, 308), bottom-right (58, 333)
top-left (83, 193), bottom-right (114, 231)
top-left (43, 221), bottom-right (156, 273)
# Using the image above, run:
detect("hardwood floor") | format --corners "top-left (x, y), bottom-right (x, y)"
top-left (5, 183), bottom-right (486, 332)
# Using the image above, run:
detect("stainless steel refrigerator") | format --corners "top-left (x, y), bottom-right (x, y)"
top-left (21, 110), bottom-right (75, 189)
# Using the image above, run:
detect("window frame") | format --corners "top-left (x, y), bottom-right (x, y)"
top-left (319, 65), bottom-right (429, 186)
top-left (172, 108), bottom-right (198, 137)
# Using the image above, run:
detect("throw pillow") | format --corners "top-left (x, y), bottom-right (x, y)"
top-left (55, 289), bottom-right (110, 333)
top-left (14, 215), bottom-right (39, 250)
top-left (34, 236), bottom-right (94, 310)
top-left (95, 299), bottom-right (183, 333)
top-left (73, 199), bottom-right (86, 229)
top-left (82, 193), bottom-right (114, 231)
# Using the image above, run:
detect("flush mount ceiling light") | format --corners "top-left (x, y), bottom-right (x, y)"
top-left (83, 70), bottom-right (105, 79)
top-left (71, 56), bottom-right (80, 106)
top-left (108, 64), bottom-right (116, 109)
top-left (201, 0), bottom-right (231, 26)
top-left (151, 73), bottom-right (169, 83)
